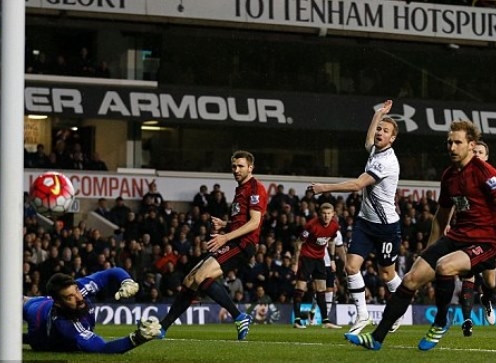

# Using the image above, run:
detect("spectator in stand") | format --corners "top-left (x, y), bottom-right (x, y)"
top-left (136, 272), bottom-right (158, 303)
top-left (141, 181), bottom-right (164, 213)
top-left (317, 191), bottom-right (337, 208)
top-left (141, 209), bottom-right (166, 246)
top-left (416, 207), bottom-right (434, 238)
top-left (135, 233), bottom-right (154, 275)
top-left (76, 47), bottom-right (95, 77)
top-left (239, 254), bottom-right (260, 302)
top-left (346, 191), bottom-right (362, 210)
top-left (38, 245), bottom-right (63, 291)
top-left (81, 242), bottom-right (100, 274)
top-left (23, 261), bottom-right (35, 295)
top-left (273, 251), bottom-right (296, 302)
top-left (31, 237), bottom-right (48, 265)
top-left (172, 230), bottom-right (192, 256)
top-left (87, 152), bottom-right (108, 171)
top-left (123, 211), bottom-right (141, 243)
top-left (27, 51), bottom-right (49, 74)
top-left (94, 198), bottom-right (112, 220)
top-left (296, 200), bottom-right (313, 220)
top-left (274, 212), bottom-right (295, 252)
top-left (396, 243), bottom-right (413, 279)
top-left (110, 197), bottom-right (132, 230)
top-left (153, 243), bottom-right (179, 275)
top-left (300, 188), bottom-right (317, 206)
top-left (95, 60), bottom-right (111, 78)
top-left (224, 269), bottom-right (244, 301)
top-left (31, 144), bottom-right (50, 168)
top-left (147, 287), bottom-right (164, 304)
top-left (268, 184), bottom-right (290, 213)
top-left (52, 139), bottom-right (72, 169)
top-left (401, 215), bottom-right (416, 243)
top-left (209, 183), bottom-right (226, 202)
top-left (69, 255), bottom-right (87, 279)
top-left (208, 189), bottom-right (229, 218)
top-left (192, 185), bottom-right (210, 213)
top-left (286, 188), bottom-right (300, 213)
top-left (52, 54), bottom-right (70, 76)
top-left (69, 143), bottom-right (89, 170)
top-left (159, 261), bottom-right (183, 300)
top-left (362, 261), bottom-right (381, 299)
top-left (159, 200), bottom-right (177, 228)
top-left (121, 256), bottom-right (139, 283)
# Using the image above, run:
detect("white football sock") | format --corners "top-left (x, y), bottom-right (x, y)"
top-left (386, 273), bottom-right (402, 293)
top-left (347, 273), bottom-right (368, 319)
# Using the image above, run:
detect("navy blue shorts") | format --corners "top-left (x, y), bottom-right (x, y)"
top-left (347, 217), bottom-right (401, 267)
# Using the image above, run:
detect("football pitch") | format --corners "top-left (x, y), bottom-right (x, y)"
top-left (23, 324), bottom-right (496, 363)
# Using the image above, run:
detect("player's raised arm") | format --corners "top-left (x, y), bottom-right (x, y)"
top-left (365, 99), bottom-right (393, 152)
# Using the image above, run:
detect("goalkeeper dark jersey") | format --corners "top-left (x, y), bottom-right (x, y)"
top-left (23, 268), bottom-right (137, 353)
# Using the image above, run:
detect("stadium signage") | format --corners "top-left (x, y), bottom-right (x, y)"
top-left (24, 84), bottom-right (496, 137)
top-left (98, 92), bottom-right (288, 124)
top-left (25, 87), bottom-right (288, 125)
top-left (30, 0), bottom-right (126, 10)
top-left (25, 171), bottom-right (154, 199)
top-left (26, 0), bottom-right (496, 43)
top-left (24, 170), bottom-right (441, 202)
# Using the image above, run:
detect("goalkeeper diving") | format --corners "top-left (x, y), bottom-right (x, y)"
top-left (23, 267), bottom-right (164, 353)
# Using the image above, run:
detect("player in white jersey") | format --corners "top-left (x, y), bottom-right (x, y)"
top-left (308, 100), bottom-right (403, 334)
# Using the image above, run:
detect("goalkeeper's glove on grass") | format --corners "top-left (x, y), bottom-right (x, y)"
top-left (130, 317), bottom-right (164, 346)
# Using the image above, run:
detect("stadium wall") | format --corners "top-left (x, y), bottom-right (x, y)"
top-left (93, 303), bottom-right (492, 327)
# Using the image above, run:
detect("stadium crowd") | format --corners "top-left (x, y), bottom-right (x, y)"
top-left (22, 182), bottom-right (464, 307)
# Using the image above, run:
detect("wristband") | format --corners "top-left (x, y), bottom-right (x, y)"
top-left (330, 255), bottom-right (335, 261)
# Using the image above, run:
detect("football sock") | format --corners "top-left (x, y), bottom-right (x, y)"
top-left (316, 291), bottom-right (328, 320)
top-left (433, 274), bottom-right (455, 327)
top-left (160, 286), bottom-right (196, 330)
top-left (372, 284), bottom-right (415, 343)
top-left (386, 273), bottom-right (402, 293)
top-left (325, 291), bottom-right (334, 311)
top-left (461, 280), bottom-right (475, 321)
top-left (347, 273), bottom-right (368, 318)
top-left (293, 289), bottom-right (305, 318)
top-left (201, 278), bottom-right (241, 319)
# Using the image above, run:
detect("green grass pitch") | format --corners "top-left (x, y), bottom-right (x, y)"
top-left (23, 324), bottom-right (496, 362)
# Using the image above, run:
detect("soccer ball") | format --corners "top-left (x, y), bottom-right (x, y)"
top-left (30, 171), bottom-right (75, 215)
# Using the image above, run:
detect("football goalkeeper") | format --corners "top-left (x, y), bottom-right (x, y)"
top-left (23, 267), bottom-right (163, 353)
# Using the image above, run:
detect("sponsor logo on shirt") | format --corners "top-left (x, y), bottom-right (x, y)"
top-left (371, 162), bottom-right (384, 172)
top-left (316, 237), bottom-right (330, 246)
top-left (452, 196), bottom-right (470, 212)
top-left (231, 202), bottom-right (240, 216)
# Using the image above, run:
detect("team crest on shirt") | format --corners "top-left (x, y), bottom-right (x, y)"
top-left (250, 195), bottom-right (260, 205)
top-left (486, 176), bottom-right (496, 190)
